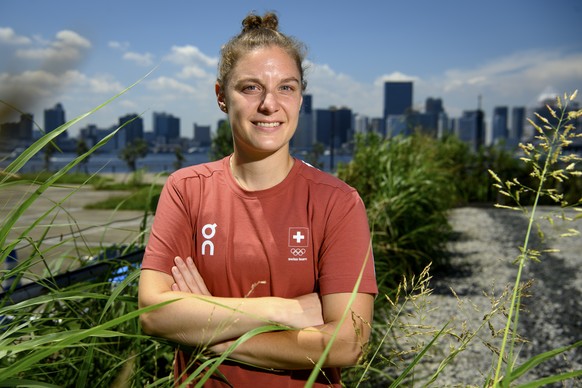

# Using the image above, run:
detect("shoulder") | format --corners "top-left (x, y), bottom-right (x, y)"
top-left (167, 158), bottom-right (226, 186)
top-left (295, 159), bottom-right (357, 196)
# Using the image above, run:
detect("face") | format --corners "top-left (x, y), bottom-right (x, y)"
top-left (216, 45), bottom-right (303, 158)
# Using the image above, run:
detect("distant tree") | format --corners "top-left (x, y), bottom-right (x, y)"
top-left (173, 146), bottom-right (185, 170)
top-left (209, 120), bottom-right (233, 161)
top-left (119, 138), bottom-right (148, 172)
top-left (76, 138), bottom-right (90, 173)
top-left (305, 142), bottom-right (325, 169)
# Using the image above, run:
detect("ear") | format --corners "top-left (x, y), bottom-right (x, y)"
top-left (215, 82), bottom-right (227, 113)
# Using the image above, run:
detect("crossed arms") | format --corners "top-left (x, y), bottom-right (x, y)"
top-left (138, 256), bottom-right (374, 369)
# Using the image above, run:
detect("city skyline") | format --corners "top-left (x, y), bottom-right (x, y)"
top-left (1, 0), bottom-right (581, 137)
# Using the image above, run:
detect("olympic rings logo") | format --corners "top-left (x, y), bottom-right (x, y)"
top-left (290, 248), bottom-right (306, 256)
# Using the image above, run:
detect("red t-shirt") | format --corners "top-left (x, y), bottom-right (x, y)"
top-left (142, 156), bottom-right (377, 387)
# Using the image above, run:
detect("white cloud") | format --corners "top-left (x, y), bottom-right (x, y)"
top-left (123, 51), bottom-right (154, 67)
top-left (374, 71), bottom-right (419, 85)
top-left (0, 27), bottom-right (31, 45)
top-left (178, 65), bottom-right (212, 79)
top-left (108, 40), bottom-right (130, 51)
top-left (14, 29), bottom-right (91, 73)
top-left (147, 76), bottom-right (197, 95)
top-left (165, 45), bottom-right (217, 68)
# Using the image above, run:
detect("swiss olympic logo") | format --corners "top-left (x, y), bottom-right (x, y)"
top-left (288, 227), bottom-right (309, 262)
top-left (290, 248), bottom-right (306, 256)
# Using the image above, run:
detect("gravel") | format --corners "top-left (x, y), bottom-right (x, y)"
top-left (386, 206), bottom-right (582, 387)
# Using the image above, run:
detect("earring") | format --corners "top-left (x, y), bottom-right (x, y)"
top-left (219, 102), bottom-right (227, 113)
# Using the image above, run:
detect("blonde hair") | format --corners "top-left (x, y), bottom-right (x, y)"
top-left (217, 12), bottom-right (307, 91)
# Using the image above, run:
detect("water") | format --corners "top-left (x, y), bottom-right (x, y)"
top-left (2, 151), bottom-right (353, 174)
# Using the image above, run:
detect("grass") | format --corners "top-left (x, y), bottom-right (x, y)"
top-left (1, 89), bottom-right (581, 386)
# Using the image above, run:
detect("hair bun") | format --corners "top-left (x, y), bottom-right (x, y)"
top-left (241, 12), bottom-right (279, 33)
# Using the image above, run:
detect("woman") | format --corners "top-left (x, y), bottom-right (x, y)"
top-left (138, 12), bottom-right (377, 387)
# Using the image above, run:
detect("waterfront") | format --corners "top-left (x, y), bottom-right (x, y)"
top-left (1, 151), bottom-right (353, 174)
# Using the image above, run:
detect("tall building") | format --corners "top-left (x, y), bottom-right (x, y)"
top-left (492, 106), bottom-right (509, 145)
top-left (510, 107), bottom-right (525, 144)
top-left (314, 106), bottom-right (353, 148)
top-left (193, 123), bottom-right (211, 147)
top-left (457, 110), bottom-right (485, 151)
top-left (0, 113), bottom-right (33, 151)
top-left (315, 109), bottom-right (333, 147)
top-left (153, 112), bottom-right (180, 144)
top-left (44, 103), bottom-right (66, 137)
top-left (119, 113), bottom-right (144, 148)
top-left (383, 81), bottom-right (413, 120)
top-left (424, 97), bottom-right (444, 136)
top-left (425, 97), bottom-right (444, 115)
top-left (353, 114), bottom-right (369, 135)
top-left (293, 94), bottom-right (314, 149)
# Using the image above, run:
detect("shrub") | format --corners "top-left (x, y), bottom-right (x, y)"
top-left (337, 132), bottom-right (456, 296)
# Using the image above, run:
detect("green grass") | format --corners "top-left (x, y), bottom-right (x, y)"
top-left (84, 185), bottom-right (162, 211)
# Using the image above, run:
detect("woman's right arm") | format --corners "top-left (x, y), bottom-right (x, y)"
top-left (138, 262), bottom-right (323, 347)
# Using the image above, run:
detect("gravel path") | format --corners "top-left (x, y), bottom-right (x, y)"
top-left (387, 206), bottom-right (582, 387)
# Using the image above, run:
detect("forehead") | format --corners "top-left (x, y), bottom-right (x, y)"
top-left (230, 46), bottom-right (301, 80)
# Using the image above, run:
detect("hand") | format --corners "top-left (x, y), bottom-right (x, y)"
top-left (171, 256), bottom-right (211, 295)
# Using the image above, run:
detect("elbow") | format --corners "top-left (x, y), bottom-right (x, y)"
top-left (329, 330), bottom-right (370, 367)
top-left (139, 311), bottom-right (158, 337)
top-left (335, 342), bottom-right (365, 367)
top-left (137, 294), bottom-right (168, 338)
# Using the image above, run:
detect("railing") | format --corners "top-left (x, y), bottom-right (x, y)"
top-left (0, 248), bottom-right (145, 306)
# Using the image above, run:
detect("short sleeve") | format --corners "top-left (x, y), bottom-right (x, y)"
top-left (317, 190), bottom-right (377, 296)
top-left (141, 174), bottom-right (198, 274)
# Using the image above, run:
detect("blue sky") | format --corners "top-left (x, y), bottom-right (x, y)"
top-left (1, 0), bottom-right (581, 137)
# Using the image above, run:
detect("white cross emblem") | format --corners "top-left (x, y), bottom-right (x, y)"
top-left (289, 227), bottom-right (309, 247)
top-left (292, 231), bottom-right (305, 244)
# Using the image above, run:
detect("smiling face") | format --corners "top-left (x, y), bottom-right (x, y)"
top-left (217, 45), bottom-right (303, 159)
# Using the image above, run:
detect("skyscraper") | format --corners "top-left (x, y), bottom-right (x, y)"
top-left (44, 103), bottom-right (66, 136)
top-left (383, 81), bottom-right (413, 119)
top-left (492, 106), bottom-right (508, 145)
top-left (457, 110), bottom-right (485, 151)
top-left (510, 107), bottom-right (525, 145)
top-left (293, 94), bottom-right (314, 149)
top-left (193, 123), bottom-right (211, 147)
top-left (154, 112), bottom-right (180, 143)
top-left (119, 113), bottom-right (144, 148)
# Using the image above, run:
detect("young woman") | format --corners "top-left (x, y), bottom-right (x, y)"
top-left (138, 12), bottom-right (377, 387)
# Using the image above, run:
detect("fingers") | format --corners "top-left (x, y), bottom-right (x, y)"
top-left (171, 256), bottom-right (211, 295)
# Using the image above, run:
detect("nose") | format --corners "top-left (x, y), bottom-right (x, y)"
top-left (259, 91), bottom-right (279, 113)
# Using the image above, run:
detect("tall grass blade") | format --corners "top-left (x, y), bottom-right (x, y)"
top-left (389, 322), bottom-right (449, 387)
top-left (0, 300), bottom-right (176, 380)
top-left (305, 242), bottom-right (373, 387)
top-left (500, 340), bottom-right (582, 384)
top-left (191, 325), bottom-right (286, 388)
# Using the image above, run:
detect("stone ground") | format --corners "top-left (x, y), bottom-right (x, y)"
top-left (390, 206), bottom-right (582, 387)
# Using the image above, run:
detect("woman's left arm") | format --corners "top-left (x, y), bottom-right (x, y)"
top-left (213, 291), bottom-right (374, 369)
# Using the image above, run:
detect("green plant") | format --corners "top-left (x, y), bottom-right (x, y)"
top-left (337, 132), bottom-right (455, 297)
top-left (209, 120), bottom-right (233, 161)
top-left (0, 74), bottom-right (175, 386)
top-left (489, 91), bottom-right (582, 386)
top-left (119, 138), bottom-right (149, 172)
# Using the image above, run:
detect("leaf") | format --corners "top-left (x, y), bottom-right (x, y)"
top-left (502, 340), bottom-right (582, 383)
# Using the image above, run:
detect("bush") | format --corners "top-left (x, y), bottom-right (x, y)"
top-left (337, 132), bottom-right (456, 296)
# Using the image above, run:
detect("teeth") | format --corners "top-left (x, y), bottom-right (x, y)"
top-left (256, 122), bottom-right (281, 128)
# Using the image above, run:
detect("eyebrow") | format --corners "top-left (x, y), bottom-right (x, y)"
top-left (234, 76), bottom-right (301, 86)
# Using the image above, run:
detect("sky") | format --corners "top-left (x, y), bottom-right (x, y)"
top-left (1, 0), bottom-right (581, 138)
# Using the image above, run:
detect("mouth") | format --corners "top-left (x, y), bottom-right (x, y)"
top-left (254, 121), bottom-right (282, 129)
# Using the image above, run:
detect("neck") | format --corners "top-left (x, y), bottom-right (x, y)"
top-left (230, 149), bottom-right (294, 191)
